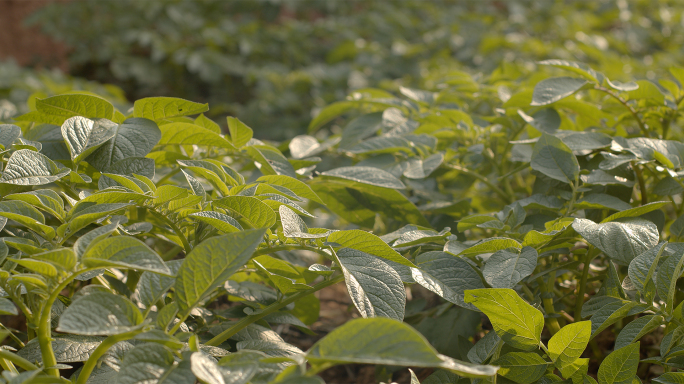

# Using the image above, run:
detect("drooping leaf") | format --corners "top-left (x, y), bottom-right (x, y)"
top-left (158, 122), bottom-right (236, 150)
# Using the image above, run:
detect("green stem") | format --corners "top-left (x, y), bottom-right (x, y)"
top-left (76, 328), bottom-right (144, 384)
top-left (563, 179), bottom-right (579, 218)
top-left (156, 168), bottom-right (181, 187)
top-left (0, 348), bottom-right (39, 372)
top-left (147, 209), bottom-right (192, 255)
top-left (38, 268), bottom-right (100, 377)
top-left (574, 248), bottom-right (598, 322)
top-left (631, 161), bottom-right (648, 205)
top-left (205, 275), bottom-right (344, 346)
top-left (445, 164), bottom-right (513, 204)
top-left (537, 273), bottom-right (561, 335)
top-left (595, 85), bottom-right (649, 137)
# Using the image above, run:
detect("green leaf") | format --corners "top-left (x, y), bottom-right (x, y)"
top-left (348, 136), bottom-right (413, 155)
top-left (572, 218), bottom-right (659, 265)
top-left (0, 149), bottom-right (70, 185)
top-left (36, 94), bottom-right (114, 120)
top-left (158, 122), bottom-right (236, 150)
top-left (256, 175), bottom-right (323, 204)
top-left (17, 335), bottom-right (103, 363)
top-left (86, 118), bottom-right (161, 171)
top-left (531, 133), bottom-right (579, 184)
top-left (5, 189), bottom-right (66, 221)
top-left (98, 157), bottom-right (156, 190)
top-left (328, 229), bottom-right (415, 267)
top-left (0, 124), bottom-right (21, 149)
top-left (56, 292), bottom-right (143, 335)
top-left (531, 77), bottom-right (588, 106)
top-left (590, 301), bottom-right (647, 338)
top-left (214, 196), bottom-right (276, 229)
top-left (464, 288), bottom-right (544, 351)
top-left (60, 203), bottom-right (132, 238)
top-left (190, 352), bottom-right (224, 384)
top-left (656, 248), bottom-right (684, 311)
top-left (458, 238), bottom-right (522, 257)
top-left (320, 166), bottom-right (405, 189)
top-left (0, 200), bottom-right (55, 240)
top-left (33, 248), bottom-right (77, 271)
top-left (0, 297), bottom-right (17, 315)
top-left (336, 248), bottom-right (406, 320)
top-left (227, 117), bottom-right (253, 148)
top-left (600, 202), bottom-right (668, 223)
top-left (73, 219), bottom-right (123, 259)
top-left (116, 343), bottom-right (175, 384)
top-left (133, 97), bottom-right (209, 121)
top-left (467, 331), bottom-right (501, 365)
top-left (493, 352), bottom-right (548, 384)
top-left (246, 145), bottom-right (297, 178)
top-left (537, 60), bottom-right (600, 82)
top-left (175, 229), bottom-right (266, 314)
top-left (628, 242), bottom-right (666, 301)
top-left (190, 211), bottom-right (242, 233)
top-left (614, 315), bottom-right (663, 350)
top-left (83, 236), bottom-right (171, 275)
top-left (597, 343), bottom-right (640, 384)
top-left (548, 321), bottom-right (591, 369)
top-left (12, 258), bottom-right (59, 277)
top-left (306, 317), bottom-right (498, 378)
top-left (653, 373), bottom-right (684, 384)
top-left (137, 260), bottom-right (182, 309)
top-left (61, 116), bottom-right (117, 164)
top-left (412, 251), bottom-right (484, 310)
top-left (483, 247), bottom-right (537, 288)
top-left (308, 101), bottom-right (357, 133)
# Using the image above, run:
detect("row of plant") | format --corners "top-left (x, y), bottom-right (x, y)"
top-left (1, 58), bottom-right (684, 383)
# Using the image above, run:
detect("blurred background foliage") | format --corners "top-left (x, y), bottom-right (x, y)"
top-left (3, 0), bottom-right (681, 140)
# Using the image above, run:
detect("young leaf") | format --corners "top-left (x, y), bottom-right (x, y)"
top-left (531, 133), bottom-right (579, 184)
top-left (227, 117), bottom-right (253, 148)
top-left (464, 288), bottom-right (544, 351)
top-left (0, 149), bottom-right (70, 185)
top-left (175, 229), bottom-right (266, 314)
top-left (336, 247), bottom-right (406, 321)
top-left (214, 196), bottom-right (276, 229)
top-left (306, 317), bottom-right (498, 378)
top-left (548, 321), bottom-right (591, 369)
top-left (597, 343), bottom-right (640, 384)
top-left (56, 292), bottom-right (143, 335)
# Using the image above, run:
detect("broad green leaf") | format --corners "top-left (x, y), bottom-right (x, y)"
top-left (73, 219), bottom-right (123, 259)
top-left (308, 100), bottom-right (357, 133)
top-left (548, 321), bottom-right (591, 369)
top-left (23, 123), bottom-right (70, 160)
top-left (336, 248), bottom-right (406, 320)
top-left (518, 108), bottom-right (560, 133)
top-left (614, 315), bottom-right (663, 350)
top-left (190, 352), bottom-right (225, 384)
top-left (0, 200), bottom-right (55, 239)
top-left (531, 133), bottom-right (579, 184)
top-left (467, 331), bottom-right (501, 365)
top-left (158, 122), bottom-right (236, 149)
top-left (572, 218), bottom-right (659, 265)
top-left (214, 196), bottom-right (276, 229)
top-left (348, 136), bottom-right (413, 155)
top-left (13, 258), bottom-right (59, 277)
top-left (133, 97), bottom-right (209, 121)
top-left (403, 153), bottom-right (444, 179)
top-left (190, 211), bottom-right (242, 233)
top-left (246, 145), bottom-right (297, 178)
top-left (653, 373), bottom-right (684, 384)
top-left (33, 248), bottom-right (76, 271)
top-left (98, 157), bottom-right (155, 190)
top-left (421, 370), bottom-right (460, 384)
top-left (178, 159), bottom-right (232, 195)
top-left (531, 77), bottom-right (588, 106)
top-left (628, 242), bottom-right (666, 300)
top-left (306, 317), bottom-right (498, 378)
top-left (600, 202), bottom-right (668, 223)
top-left (5, 189), bottom-right (66, 221)
top-left (0, 149), bottom-right (70, 185)
top-left (458, 238), bottom-right (522, 257)
top-left (36, 94), bottom-right (114, 120)
top-left (656, 249), bottom-right (684, 311)
top-left (257, 175), bottom-right (323, 204)
top-left (86, 118), bottom-right (161, 171)
top-left (60, 203), bottom-right (132, 238)
top-left (483, 247), bottom-right (537, 288)
top-left (194, 113), bottom-right (220, 133)
top-left (493, 352), bottom-right (548, 384)
top-left (575, 194), bottom-right (632, 212)
top-left (537, 60), bottom-right (600, 82)
top-left (83, 236), bottom-right (171, 275)
top-left (320, 166), bottom-right (405, 189)
top-left (464, 288), bottom-right (544, 351)
top-left (17, 335), bottom-right (102, 363)
top-left (56, 292), bottom-right (143, 335)
top-left (412, 251), bottom-right (484, 310)
top-left (0, 124), bottom-right (21, 149)
top-left (328, 229), bottom-right (415, 267)
top-left (152, 185), bottom-right (189, 207)
top-left (175, 229), bottom-right (266, 313)
top-left (227, 117), bottom-right (253, 148)
top-left (137, 260), bottom-right (182, 309)
top-left (61, 116), bottom-right (117, 164)
top-left (590, 301), bottom-right (647, 338)
top-left (597, 343), bottom-right (640, 384)
top-left (116, 343), bottom-right (175, 384)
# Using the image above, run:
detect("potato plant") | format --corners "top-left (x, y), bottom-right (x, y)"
top-left (0, 59), bottom-right (684, 384)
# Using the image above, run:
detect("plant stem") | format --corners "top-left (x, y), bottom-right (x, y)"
top-left (0, 348), bottom-right (39, 372)
top-left (205, 274), bottom-right (344, 346)
top-left (147, 208), bottom-right (192, 255)
top-left (631, 161), bottom-right (648, 205)
top-left (38, 268), bottom-right (100, 377)
top-left (445, 164), bottom-right (513, 204)
top-left (574, 248), bottom-right (598, 322)
top-left (595, 85), bottom-right (649, 137)
top-left (76, 328), bottom-right (144, 384)
top-left (537, 273), bottom-right (561, 334)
